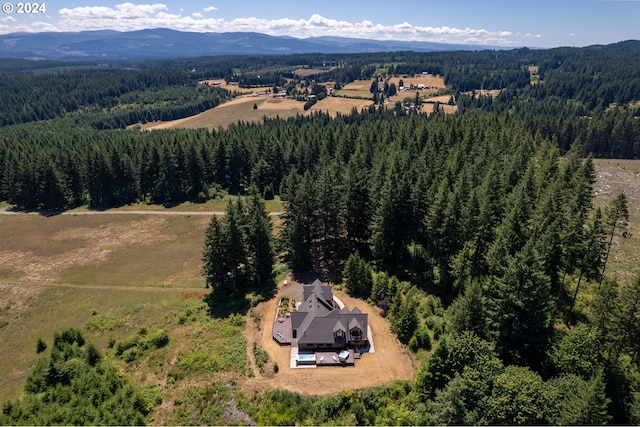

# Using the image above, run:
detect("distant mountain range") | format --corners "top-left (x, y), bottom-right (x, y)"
top-left (0, 28), bottom-right (503, 60)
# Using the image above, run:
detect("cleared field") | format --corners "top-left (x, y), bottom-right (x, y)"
top-left (294, 67), bottom-right (336, 77)
top-left (332, 89), bottom-right (373, 99)
top-left (310, 97), bottom-right (372, 115)
top-left (333, 79), bottom-right (375, 99)
top-left (0, 213), bottom-right (216, 402)
top-left (141, 94), bottom-right (372, 130)
top-left (593, 159), bottom-right (640, 285)
top-left (199, 79), bottom-right (256, 94)
top-left (140, 96), bottom-right (302, 130)
top-left (462, 89), bottom-right (503, 97)
top-left (388, 74), bottom-right (446, 89)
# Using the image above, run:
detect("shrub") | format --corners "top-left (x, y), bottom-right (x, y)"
top-left (85, 314), bottom-right (125, 332)
top-left (408, 326), bottom-right (432, 352)
top-left (115, 328), bottom-right (170, 362)
top-left (228, 313), bottom-right (246, 327)
top-left (253, 342), bottom-right (269, 373)
top-left (36, 338), bottom-right (47, 353)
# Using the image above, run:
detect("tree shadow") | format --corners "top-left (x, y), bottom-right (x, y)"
top-left (204, 285), bottom-right (277, 319)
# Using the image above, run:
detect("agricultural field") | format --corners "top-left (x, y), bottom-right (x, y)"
top-left (140, 93), bottom-right (372, 130)
top-left (388, 73), bottom-right (446, 90)
top-left (308, 96), bottom-right (373, 116)
top-left (140, 95), bottom-right (301, 130)
top-left (293, 67), bottom-right (336, 77)
top-left (199, 79), bottom-right (257, 94)
top-left (333, 80), bottom-right (376, 99)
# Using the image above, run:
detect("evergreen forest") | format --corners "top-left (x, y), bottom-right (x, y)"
top-left (1, 40), bottom-right (640, 425)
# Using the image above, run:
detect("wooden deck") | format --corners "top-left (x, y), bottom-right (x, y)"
top-left (272, 316), bottom-right (293, 344)
top-left (314, 350), bottom-right (355, 367)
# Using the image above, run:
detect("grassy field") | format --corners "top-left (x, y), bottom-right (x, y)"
top-left (140, 96), bottom-right (302, 131)
top-left (293, 67), bottom-right (336, 77)
top-left (140, 93), bottom-right (373, 130)
top-left (0, 211), bottom-right (254, 425)
top-left (592, 159), bottom-right (640, 285)
top-left (69, 195), bottom-right (284, 213)
top-left (388, 74), bottom-right (446, 89)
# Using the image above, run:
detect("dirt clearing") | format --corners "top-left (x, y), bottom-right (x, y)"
top-left (240, 277), bottom-right (416, 396)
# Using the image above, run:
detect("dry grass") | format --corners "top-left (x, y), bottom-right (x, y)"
top-left (140, 96), bottom-right (303, 131)
top-left (140, 93), bottom-right (373, 130)
top-left (0, 215), bottom-right (204, 287)
top-left (293, 67), bottom-right (336, 77)
top-left (462, 89), bottom-right (503, 97)
top-left (199, 79), bottom-right (256, 94)
top-left (388, 74), bottom-right (446, 89)
top-left (310, 97), bottom-right (372, 116)
top-left (593, 159), bottom-right (640, 285)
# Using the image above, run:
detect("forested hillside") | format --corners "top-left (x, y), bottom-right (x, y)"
top-left (1, 41), bottom-right (640, 425)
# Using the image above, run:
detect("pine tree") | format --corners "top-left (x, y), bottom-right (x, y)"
top-left (202, 216), bottom-right (229, 290)
top-left (245, 187), bottom-right (275, 290)
top-left (490, 241), bottom-right (553, 369)
top-left (600, 193), bottom-right (629, 283)
top-left (448, 281), bottom-right (489, 340)
top-left (224, 198), bottom-right (247, 292)
top-left (370, 153), bottom-right (410, 264)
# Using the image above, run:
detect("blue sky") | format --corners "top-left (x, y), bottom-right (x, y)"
top-left (1, 0), bottom-right (638, 47)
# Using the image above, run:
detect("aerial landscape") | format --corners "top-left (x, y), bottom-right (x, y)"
top-left (1, 0), bottom-right (640, 425)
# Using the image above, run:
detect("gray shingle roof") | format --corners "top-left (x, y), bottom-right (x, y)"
top-left (294, 282), bottom-right (368, 345)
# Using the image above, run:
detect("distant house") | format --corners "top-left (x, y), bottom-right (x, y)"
top-left (273, 280), bottom-right (369, 351)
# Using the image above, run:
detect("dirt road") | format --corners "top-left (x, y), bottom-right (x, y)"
top-left (0, 208), bottom-right (283, 216)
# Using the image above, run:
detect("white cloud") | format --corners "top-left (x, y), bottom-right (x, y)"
top-left (0, 4), bottom-right (519, 45)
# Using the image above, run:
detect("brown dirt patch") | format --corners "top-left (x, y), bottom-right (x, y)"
top-left (240, 276), bottom-right (416, 396)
